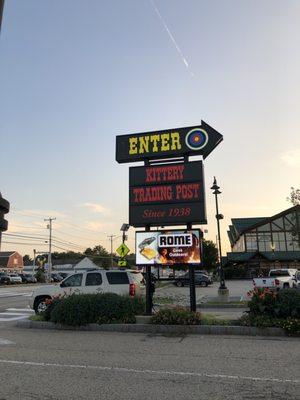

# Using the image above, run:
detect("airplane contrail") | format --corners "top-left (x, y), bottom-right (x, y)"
top-left (149, 0), bottom-right (195, 78)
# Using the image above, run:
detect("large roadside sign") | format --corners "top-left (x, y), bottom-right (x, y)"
top-left (136, 229), bottom-right (201, 266)
top-left (129, 161), bottom-right (206, 227)
top-left (116, 121), bottom-right (223, 163)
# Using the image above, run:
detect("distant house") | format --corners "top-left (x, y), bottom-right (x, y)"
top-left (74, 257), bottom-right (101, 271)
top-left (0, 251), bottom-right (24, 271)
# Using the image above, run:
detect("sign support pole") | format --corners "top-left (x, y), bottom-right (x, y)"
top-left (145, 225), bottom-right (153, 315)
top-left (187, 223), bottom-right (196, 312)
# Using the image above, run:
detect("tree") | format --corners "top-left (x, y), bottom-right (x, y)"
top-left (202, 239), bottom-right (218, 270)
top-left (23, 254), bottom-right (32, 265)
top-left (84, 245), bottom-right (111, 269)
top-left (287, 187), bottom-right (300, 206)
top-left (287, 187), bottom-right (300, 247)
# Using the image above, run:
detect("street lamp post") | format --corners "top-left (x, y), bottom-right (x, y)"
top-left (270, 242), bottom-right (276, 269)
top-left (210, 177), bottom-right (228, 295)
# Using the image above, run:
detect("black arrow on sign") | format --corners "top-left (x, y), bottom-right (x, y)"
top-left (200, 120), bottom-right (223, 159)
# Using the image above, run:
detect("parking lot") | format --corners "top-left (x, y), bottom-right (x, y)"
top-left (154, 279), bottom-right (253, 307)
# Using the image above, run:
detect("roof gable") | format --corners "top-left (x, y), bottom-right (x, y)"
top-left (0, 251), bottom-right (15, 258)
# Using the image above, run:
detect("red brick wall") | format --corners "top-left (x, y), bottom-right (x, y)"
top-left (7, 252), bottom-right (23, 269)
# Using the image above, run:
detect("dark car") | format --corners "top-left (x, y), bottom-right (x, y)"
top-left (18, 273), bottom-right (37, 283)
top-left (58, 272), bottom-right (70, 280)
top-left (195, 271), bottom-right (213, 284)
top-left (51, 273), bottom-right (63, 282)
top-left (142, 272), bottom-right (157, 283)
top-left (0, 272), bottom-right (10, 284)
top-left (174, 272), bottom-right (211, 287)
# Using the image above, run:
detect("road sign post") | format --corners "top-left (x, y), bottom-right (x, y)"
top-left (116, 121), bottom-right (223, 313)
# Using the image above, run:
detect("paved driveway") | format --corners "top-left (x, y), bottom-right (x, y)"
top-left (154, 280), bottom-right (253, 307)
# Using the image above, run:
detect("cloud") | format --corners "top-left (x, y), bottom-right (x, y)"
top-left (81, 203), bottom-right (110, 215)
top-left (85, 222), bottom-right (105, 232)
top-left (281, 149), bottom-right (300, 167)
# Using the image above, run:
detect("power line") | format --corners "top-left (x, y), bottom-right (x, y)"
top-left (3, 233), bottom-right (48, 240)
top-left (3, 233), bottom-right (87, 251)
top-left (2, 241), bottom-right (48, 246)
top-left (52, 244), bottom-right (80, 253)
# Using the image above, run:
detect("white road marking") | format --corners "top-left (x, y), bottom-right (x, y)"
top-left (0, 359), bottom-right (298, 384)
top-left (0, 339), bottom-right (15, 345)
top-left (0, 291), bottom-right (32, 298)
top-left (0, 307), bottom-right (34, 322)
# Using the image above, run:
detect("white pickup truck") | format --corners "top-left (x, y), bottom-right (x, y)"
top-left (30, 269), bottom-right (139, 314)
top-left (253, 269), bottom-right (298, 290)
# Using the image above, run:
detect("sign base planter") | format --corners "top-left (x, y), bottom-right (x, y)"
top-left (217, 288), bottom-right (230, 302)
top-left (16, 320), bottom-right (286, 337)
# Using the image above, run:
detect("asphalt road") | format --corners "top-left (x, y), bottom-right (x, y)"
top-left (0, 284), bottom-right (37, 312)
top-left (0, 327), bottom-right (299, 400)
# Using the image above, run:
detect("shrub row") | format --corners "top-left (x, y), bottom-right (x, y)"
top-left (244, 288), bottom-right (300, 335)
top-left (44, 293), bottom-right (145, 326)
top-left (248, 288), bottom-right (300, 318)
top-left (151, 307), bottom-right (201, 325)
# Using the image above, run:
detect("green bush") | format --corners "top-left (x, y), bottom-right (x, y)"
top-left (43, 297), bottom-right (63, 321)
top-left (238, 314), bottom-right (282, 329)
top-left (280, 317), bottom-right (300, 335)
top-left (238, 314), bottom-right (300, 335)
top-left (49, 293), bottom-right (145, 326)
top-left (248, 288), bottom-right (300, 318)
top-left (276, 290), bottom-right (300, 318)
top-left (151, 307), bottom-right (201, 325)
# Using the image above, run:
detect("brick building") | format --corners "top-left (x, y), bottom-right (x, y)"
top-left (0, 251), bottom-right (24, 271)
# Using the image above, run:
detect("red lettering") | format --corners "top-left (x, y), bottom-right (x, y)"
top-left (143, 165), bottom-right (185, 183)
top-left (142, 209), bottom-right (166, 218)
top-left (175, 183), bottom-right (201, 200)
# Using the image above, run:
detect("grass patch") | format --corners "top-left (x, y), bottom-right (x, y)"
top-left (205, 300), bottom-right (248, 306)
top-left (154, 296), bottom-right (174, 304)
top-left (29, 314), bottom-right (45, 322)
top-left (200, 314), bottom-right (237, 326)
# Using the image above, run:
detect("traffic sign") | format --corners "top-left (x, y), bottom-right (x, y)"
top-left (118, 260), bottom-right (127, 267)
top-left (116, 243), bottom-right (130, 257)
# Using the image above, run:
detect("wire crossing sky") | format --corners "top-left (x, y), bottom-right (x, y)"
top-left (149, 0), bottom-right (195, 78)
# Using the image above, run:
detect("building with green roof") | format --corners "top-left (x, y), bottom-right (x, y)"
top-left (225, 205), bottom-right (300, 276)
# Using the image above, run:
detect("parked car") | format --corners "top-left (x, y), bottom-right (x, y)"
top-left (30, 270), bottom-right (139, 314)
top-left (8, 273), bottom-right (22, 284)
top-left (0, 272), bottom-right (10, 284)
top-left (18, 273), bottom-right (37, 283)
top-left (51, 273), bottom-right (64, 282)
top-left (253, 269), bottom-right (298, 290)
top-left (173, 272), bottom-right (212, 287)
top-left (295, 271), bottom-right (300, 289)
top-left (57, 272), bottom-right (70, 279)
top-left (142, 272), bottom-right (157, 283)
top-left (195, 271), bottom-right (213, 284)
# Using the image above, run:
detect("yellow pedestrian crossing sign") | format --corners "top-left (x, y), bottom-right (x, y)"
top-left (118, 260), bottom-right (127, 267)
top-left (116, 243), bottom-right (130, 257)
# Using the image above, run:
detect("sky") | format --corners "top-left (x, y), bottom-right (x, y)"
top-left (0, 0), bottom-right (299, 258)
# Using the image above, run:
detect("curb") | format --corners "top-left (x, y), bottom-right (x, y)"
top-left (16, 320), bottom-right (286, 337)
top-left (198, 304), bottom-right (248, 309)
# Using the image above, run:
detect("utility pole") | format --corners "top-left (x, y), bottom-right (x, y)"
top-left (32, 248), bottom-right (36, 277)
top-left (0, 0), bottom-right (4, 33)
top-left (107, 235), bottom-right (116, 269)
top-left (44, 217), bottom-right (56, 282)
